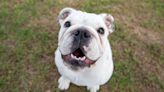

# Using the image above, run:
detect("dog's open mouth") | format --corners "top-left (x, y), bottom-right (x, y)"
top-left (71, 48), bottom-right (86, 61)
top-left (62, 48), bottom-right (96, 67)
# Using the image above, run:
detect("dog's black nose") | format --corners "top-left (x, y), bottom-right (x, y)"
top-left (73, 29), bottom-right (91, 40)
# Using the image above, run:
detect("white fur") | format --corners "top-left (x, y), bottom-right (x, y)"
top-left (55, 7), bottom-right (114, 92)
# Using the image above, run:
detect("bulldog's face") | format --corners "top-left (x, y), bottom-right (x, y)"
top-left (57, 8), bottom-right (114, 71)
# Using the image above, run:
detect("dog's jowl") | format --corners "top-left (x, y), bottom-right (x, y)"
top-left (55, 7), bottom-right (115, 92)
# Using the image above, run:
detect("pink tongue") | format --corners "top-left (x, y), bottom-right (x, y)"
top-left (73, 51), bottom-right (79, 57)
top-left (73, 49), bottom-right (85, 57)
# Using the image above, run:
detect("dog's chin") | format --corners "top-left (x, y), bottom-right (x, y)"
top-left (61, 48), bottom-right (97, 72)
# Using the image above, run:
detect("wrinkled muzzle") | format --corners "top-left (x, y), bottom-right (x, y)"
top-left (60, 28), bottom-right (100, 71)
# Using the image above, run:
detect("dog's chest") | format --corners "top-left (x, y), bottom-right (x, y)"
top-left (64, 70), bottom-right (103, 86)
top-left (59, 62), bottom-right (113, 86)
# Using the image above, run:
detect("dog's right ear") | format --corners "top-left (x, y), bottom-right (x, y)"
top-left (57, 7), bottom-right (76, 24)
top-left (99, 13), bottom-right (115, 34)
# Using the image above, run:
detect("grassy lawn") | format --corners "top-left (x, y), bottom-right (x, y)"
top-left (0, 0), bottom-right (164, 92)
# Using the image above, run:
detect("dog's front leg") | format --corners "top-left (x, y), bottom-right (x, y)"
top-left (58, 76), bottom-right (71, 90)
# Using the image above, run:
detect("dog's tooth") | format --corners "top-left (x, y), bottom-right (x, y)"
top-left (81, 58), bottom-right (83, 61)
top-left (80, 57), bottom-right (84, 61)
top-left (71, 54), bottom-right (74, 58)
top-left (75, 57), bottom-right (79, 60)
top-left (74, 56), bottom-right (77, 60)
top-left (81, 58), bottom-right (84, 61)
top-left (73, 55), bottom-right (75, 59)
top-left (83, 56), bottom-right (86, 60)
top-left (83, 57), bottom-right (86, 60)
top-left (79, 57), bottom-right (83, 61)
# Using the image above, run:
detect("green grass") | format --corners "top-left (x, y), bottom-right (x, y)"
top-left (0, 0), bottom-right (164, 92)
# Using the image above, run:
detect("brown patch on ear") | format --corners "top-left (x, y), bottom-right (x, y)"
top-left (105, 16), bottom-right (114, 31)
top-left (100, 13), bottom-right (115, 33)
top-left (61, 12), bottom-right (69, 20)
top-left (105, 21), bottom-right (111, 29)
top-left (57, 12), bottom-right (69, 22)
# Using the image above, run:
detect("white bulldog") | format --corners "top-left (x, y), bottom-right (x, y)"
top-left (55, 7), bottom-right (115, 92)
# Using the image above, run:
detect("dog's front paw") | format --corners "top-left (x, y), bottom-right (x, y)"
top-left (58, 76), bottom-right (71, 90)
top-left (87, 85), bottom-right (100, 92)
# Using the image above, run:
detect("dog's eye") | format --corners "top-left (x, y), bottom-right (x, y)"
top-left (97, 28), bottom-right (104, 34)
top-left (64, 21), bottom-right (71, 27)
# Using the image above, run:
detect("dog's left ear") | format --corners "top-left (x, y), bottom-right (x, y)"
top-left (99, 13), bottom-right (115, 34)
top-left (57, 7), bottom-right (76, 24)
